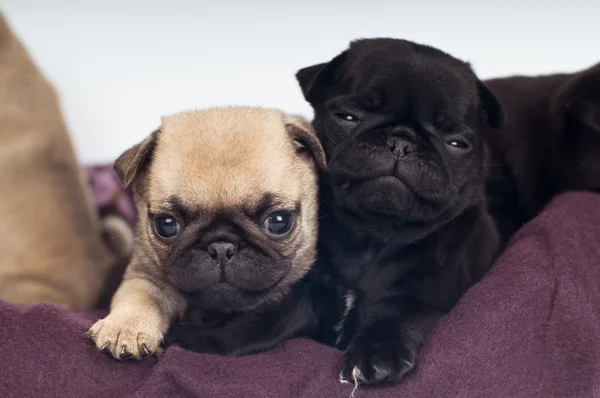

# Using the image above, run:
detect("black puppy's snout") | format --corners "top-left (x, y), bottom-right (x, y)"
top-left (387, 127), bottom-right (416, 158)
top-left (387, 137), bottom-right (414, 157)
top-left (207, 242), bottom-right (236, 265)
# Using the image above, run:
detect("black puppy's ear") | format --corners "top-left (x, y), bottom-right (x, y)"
top-left (114, 129), bottom-right (160, 188)
top-left (285, 116), bottom-right (327, 171)
top-left (295, 51), bottom-right (348, 103)
top-left (557, 65), bottom-right (600, 133)
top-left (296, 63), bottom-right (327, 101)
top-left (477, 79), bottom-right (505, 129)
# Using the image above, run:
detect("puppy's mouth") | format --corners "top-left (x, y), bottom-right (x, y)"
top-left (331, 172), bottom-right (453, 227)
top-left (338, 175), bottom-right (405, 192)
top-left (179, 271), bottom-right (289, 311)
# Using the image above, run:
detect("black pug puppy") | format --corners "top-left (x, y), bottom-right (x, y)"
top-left (484, 63), bottom-right (600, 242)
top-left (296, 38), bottom-right (504, 385)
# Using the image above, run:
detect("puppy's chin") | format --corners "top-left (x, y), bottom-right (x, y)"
top-left (330, 175), bottom-right (459, 240)
top-left (180, 282), bottom-right (284, 311)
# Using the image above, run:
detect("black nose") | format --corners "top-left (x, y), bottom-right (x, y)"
top-left (207, 242), bottom-right (236, 264)
top-left (388, 137), bottom-right (414, 157)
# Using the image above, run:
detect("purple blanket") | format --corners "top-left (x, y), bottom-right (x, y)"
top-left (1, 190), bottom-right (599, 397)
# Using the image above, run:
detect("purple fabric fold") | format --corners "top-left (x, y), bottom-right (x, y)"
top-left (1, 187), bottom-right (599, 397)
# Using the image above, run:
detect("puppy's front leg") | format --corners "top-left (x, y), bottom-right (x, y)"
top-left (87, 267), bottom-right (186, 360)
top-left (339, 302), bottom-right (442, 385)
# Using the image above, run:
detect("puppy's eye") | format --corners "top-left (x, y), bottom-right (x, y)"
top-left (446, 139), bottom-right (471, 152)
top-left (334, 113), bottom-right (360, 123)
top-left (261, 212), bottom-right (294, 236)
top-left (154, 216), bottom-right (181, 238)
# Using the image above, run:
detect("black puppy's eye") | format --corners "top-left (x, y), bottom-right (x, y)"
top-left (261, 212), bottom-right (294, 236)
top-left (446, 139), bottom-right (471, 152)
top-left (154, 216), bottom-right (181, 238)
top-left (334, 113), bottom-right (360, 123)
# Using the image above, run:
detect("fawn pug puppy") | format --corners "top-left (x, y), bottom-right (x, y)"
top-left (87, 106), bottom-right (334, 359)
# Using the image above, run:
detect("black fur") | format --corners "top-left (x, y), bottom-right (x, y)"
top-left (484, 63), bottom-right (600, 242)
top-left (296, 38), bottom-right (503, 385)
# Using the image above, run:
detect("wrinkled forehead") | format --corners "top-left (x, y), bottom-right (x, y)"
top-left (340, 54), bottom-right (477, 119)
top-left (147, 113), bottom-right (302, 211)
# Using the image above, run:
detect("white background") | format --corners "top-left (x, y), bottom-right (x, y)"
top-left (2, 0), bottom-right (599, 163)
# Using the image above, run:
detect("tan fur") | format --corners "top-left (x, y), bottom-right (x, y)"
top-left (0, 14), bottom-right (117, 310)
top-left (88, 106), bottom-right (325, 359)
top-left (151, 108), bottom-right (312, 209)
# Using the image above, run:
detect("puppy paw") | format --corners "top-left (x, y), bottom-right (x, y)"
top-left (339, 339), bottom-right (416, 385)
top-left (86, 313), bottom-right (164, 360)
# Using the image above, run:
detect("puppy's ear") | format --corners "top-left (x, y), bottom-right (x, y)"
top-left (114, 129), bottom-right (160, 188)
top-left (556, 64), bottom-right (600, 133)
top-left (285, 116), bottom-right (327, 171)
top-left (477, 79), bottom-right (505, 129)
top-left (296, 51), bottom-right (348, 103)
top-left (296, 63), bottom-right (328, 101)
